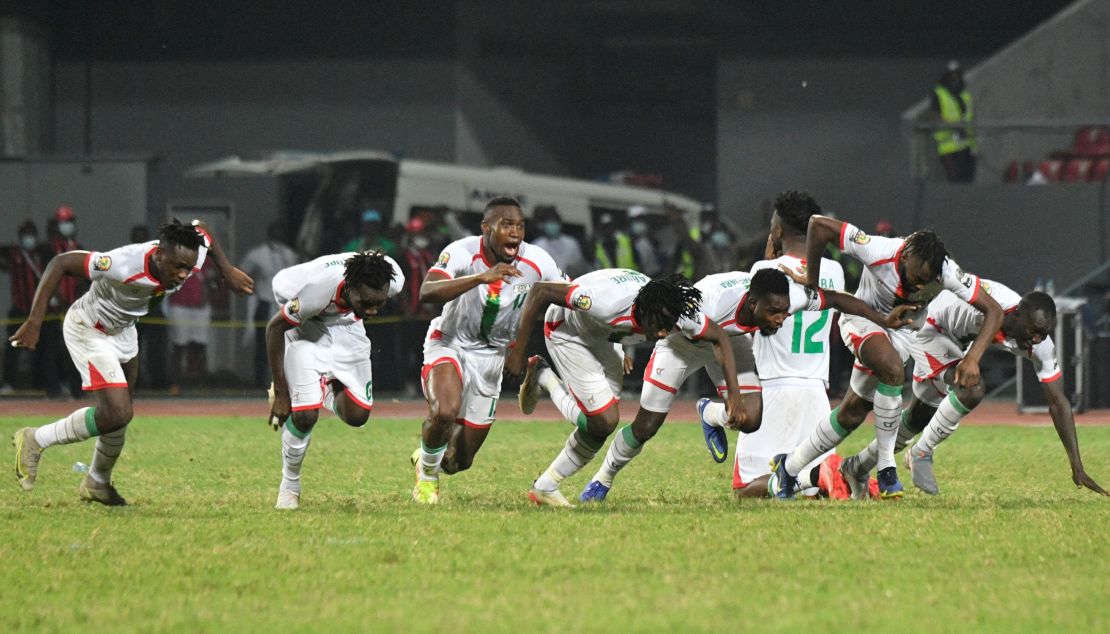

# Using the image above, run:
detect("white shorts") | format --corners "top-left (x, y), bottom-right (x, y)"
top-left (284, 321), bottom-right (374, 412)
top-left (733, 380), bottom-right (833, 488)
top-left (839, 313), bottom-right (914, 400)
top-left (422, 335), bottom-right (504, 428)
top-left (165, 304), bottom-right (212, 346)
top-left (63, 310), bottom-right (137, 391)
top-left (545, 331), bottom-right (624, 417)
top-left (640, 333), bottom-right (760, 414)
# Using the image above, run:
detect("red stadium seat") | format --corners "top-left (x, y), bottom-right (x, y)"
top-left (1004, 161), bottom-right (1020, 183)
top-left (1089, 158), bottom-right (1109, 182)
top-left (1072, 126), bottom-right (1110, 158)
top-left (1062, 159), bottom-right (1092, 182)
top-left (1038, 159), bottom-right (1064, 182)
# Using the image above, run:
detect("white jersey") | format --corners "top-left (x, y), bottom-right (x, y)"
top-left (273, 252), bottom-right (404, 328)
top-left (548, 268), bottom-right (708, 346)
top-left (838, 222), bottom-right (981, 328)
top-left (925, 279), bottom-right (1061, 382)
top-left (426, 236), bottom-right (564, 352)
top-left (750, 256), bottom-right (845, 384)
top-left (71, 239), bottom-right (209, 335)
top-left (694, 271), bottom-right (827, 338)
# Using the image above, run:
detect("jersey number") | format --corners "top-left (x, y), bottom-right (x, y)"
top-left (791, 310), bottom-right (828, 354)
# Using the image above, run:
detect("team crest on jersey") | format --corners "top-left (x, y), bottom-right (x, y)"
top-left (436, 252), bottom-right (450, 267)
top-left (981, 280), bottom-right (993, 295)
top-left (288, 298), bottom-right (300, 315)
top-left (573, 294), bottom-right (592, 311)
top-left (850, 230), bottom-right (871, 245)
top-left (93, 255), bottom-right (112, 271)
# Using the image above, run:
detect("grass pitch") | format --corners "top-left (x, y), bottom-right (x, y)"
top-left (1, 413), bottom-right (1108, 632)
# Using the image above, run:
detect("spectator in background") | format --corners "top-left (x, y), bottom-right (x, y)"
top-left (662, 203), bottom-right (708, 280)
top-left (240, 221), bottom-right (299, 386)
top-left (532, 205), bottom-right (588, 277)
top-left (399, 217), bottom-right (437, 316)
top-left (875, 220), bottom-right (895, 238)
top-left (41, 205), bottom-right (84, 398)
top-left (627, 206), bottom-right (663, 276)
top-left (343, 209), bottom-right (398, 257)
top-left (165, 259), bottom-right (215, 395)
top-left (593, 211), bottom-right (637, 270)
top-left (930, 59), bottom-right (977, 183)
top-left (701, 219), bottom-right (736, 274)
top-left (0, 219), bottom-right (53, 394)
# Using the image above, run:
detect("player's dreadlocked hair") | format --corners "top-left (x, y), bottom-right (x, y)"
top-left (748, 268), bottom-right (790, 300)
top-left (158, 218), bottom-right (205, 251)
top-left (903, 230), bottom-right (947, 276)
top-left (344, 251), bottom-right (397, 290)
top-left (633, 274), bottom-right (702, 330)
top-left (484, 195), bottom-right (522, 220)
top-left (774, 189), bottom-right (822, 235)
top-left (1019, 291), bottom-right (1056, 321)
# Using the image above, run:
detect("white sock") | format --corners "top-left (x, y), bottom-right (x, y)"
top-left (872, 382), bottom-right (904, 470)
top-left (913, 391), bottom-right (970, 455)
top-left (323, 383), bottom-right (338, 417)
top-left (419, 441), bottom-right (446, 481)
top-left (546, 374), bottom-right (586, 427)
top-left (702, 402), bottom-right (728, 428)
top-left (858, 410), bottom-right (918, 472)
top-left (88, 427), bottom-right (126, 484)
top-left (281, 423), bottom-right (312, 489)
top-left (785, 408), bottom-right (851, 476)
top-left (593, 426), bottom-right (643, 487)
top-left (534, 430), bottom-right (602, 491)
top-left (34, 407), bottom-right (97, 448)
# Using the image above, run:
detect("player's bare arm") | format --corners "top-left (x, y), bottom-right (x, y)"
top-left (954, 290), bottom-right (1004, 388)
top-left (1041, 378), bottom-right (1108, 495)
top-left (802, 215), bottom-right (844, 287)
top-left (699, 319), bottom-right (746, 428)
top-left (503, 280), bottom-right (573, 376)
top-left (418, 264), bottom-right (522, 305)
top-left (265, 312), bottom-right (297, 430)
top-left (8, 250), bottom-right (89, 350)
top-left (825, 291), bottom-right (917, 330)
top-left (191, 220), bottom-right (254, 296)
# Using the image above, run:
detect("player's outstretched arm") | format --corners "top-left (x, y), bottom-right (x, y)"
top-left (954, 290), bottom-right (1004, 389)
top-left (700, 319), bottom-right (746, 429)
top-left (191, 220), bottom-right (254, 297)
top-left (265, 312), bottom-right (297, 430)
top-left (419, 263), bottom-right (521, 305)
top-left (503, 281), bottom-right (572, 377)
top-left (1042, 379), bottom-right (1108, 495)
top-left (8, 251), bottom-right (87, 350)
top-left (825, 291), bottom-right (916, 330)
top-left (803, 216), bottom-right (844, 287)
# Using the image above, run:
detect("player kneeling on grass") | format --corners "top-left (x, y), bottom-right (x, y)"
top-left (506, 270), bottom-right (745, 507)
top-left (848, 282), bottom-right (1106, 496)
top-left (11, 219), bottom-right (252, 505)
top-left (266, 251), bottom-right (403, 510)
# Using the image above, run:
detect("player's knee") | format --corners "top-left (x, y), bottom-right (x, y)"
top-left (96, 399), bottom-right (133, 431)
top-left (290, 410), bottom-right (318, 435)
top-left (738, 400), bottom-right (763, 434)
top-left (956, 382), bottom-right (984, 409)
top-left (342, 407), bottom-right (371, 428)
top-left (428, 398), bottom-right (461, 430)
top-left (587, 409), bottom-right (619, 440)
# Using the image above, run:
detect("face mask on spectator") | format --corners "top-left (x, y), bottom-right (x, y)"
top-left (543, 221), bottom-right (561, 238)
top-left (631, 221), bottom-right (648, 237)
top-left (412, 235), bottom-right (430, 250)
top-left (711, 231), bottom-right (730, 248)
top-left (58, 221), bottom-right (76, 238)
top-left (20, 234), bottom-right (36, 250)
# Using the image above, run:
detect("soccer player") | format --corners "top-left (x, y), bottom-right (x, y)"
top-left (412, 196), bottom-right (564, 504)
top-left (848, 281), bottom-right (1107, 496)
top-left (507, 269), bottom-right (745, 507)
top-left (11, 219), bottom-right (252, 505)
top-left (266, 251), bottom-right (404, 510)
top-left (769, 211), bottom-right (1003, 499)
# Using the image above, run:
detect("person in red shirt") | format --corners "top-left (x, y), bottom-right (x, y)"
top-left (0, 219), bottom-right (53, 393)
top-left (40, 205), bottom-right (86, 397)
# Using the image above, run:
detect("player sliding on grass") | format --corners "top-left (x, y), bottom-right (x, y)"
top-left (412, 196), bottom-right (564, 504)
top-left (848, 281), bottom-right (1107, 496)
top-left (506, 270), bottom-right (744, 507)
top-left (770, 210), bottom-right (1003, 500)
top-left (11, 219), bottom-right (252, 505)
top-left (265, 251), bottom-right (403, 509)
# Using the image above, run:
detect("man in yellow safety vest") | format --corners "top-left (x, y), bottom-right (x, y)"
top-left (930, 60), bottom-right (977, 183)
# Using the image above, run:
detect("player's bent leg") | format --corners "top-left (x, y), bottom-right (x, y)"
top-left (333, 384), bottom-right (372, 428)
top-left (441, 423), bottom-right (491, 475)
top-left (859, 395), bottom-right (936, 472)
top-left (907, 372), bottom-right (983, 495)
top-left (531, 405), bottom-right (618, 506)
top-left (780, 390), bottom-right (868, 497)
top-left (583, 408), bottom-right (664, 502)
top-left (275, 409), bottom-right (318, 510)
top-left (414, 363), bottom-right (463, 503)
top-left (856, 336), bottom-right (906, 499)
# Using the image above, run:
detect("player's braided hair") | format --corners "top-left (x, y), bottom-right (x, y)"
top-left (1020, 291), bottom-right (1056, 320)
top-left (158, 218), bottom-right (205, 251)
top-left (903, 229), bottom-right (947, 276)
top-left (633, 274), bottom-right (702, 330)
top-left (484, 195), bottom-right (522, 220)
top-left (344, 251), bottom-right (396, 290)
top-left (748, 268), bottom-right (790, 300)
top-left (774, 189), bottom-right (822, 235)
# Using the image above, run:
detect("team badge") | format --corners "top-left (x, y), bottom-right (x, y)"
top-left (573, 294), bottom-right (593, 311)
top-left (288, 298), bottom-right (300, 315)
top-left (436, 252), bottom-right (450, 267)
top-left (850, 230), bottom-right (871, 245)
top-left (93, 255), bottom-right (112, 271)
top-left (981, 280), bottom-right (993, 295)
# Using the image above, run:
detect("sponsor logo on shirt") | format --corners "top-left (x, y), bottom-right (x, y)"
top-left (94, 255), bottom-right (112, 271)
top-left (850, 230), bottom-right (871, 245)
top-left (573, 294), bottom-right (592, 311)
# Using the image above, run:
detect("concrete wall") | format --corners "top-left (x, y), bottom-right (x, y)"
top-left (717, 56), bottom-right (947, 233)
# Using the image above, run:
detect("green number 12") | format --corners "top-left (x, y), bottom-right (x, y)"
top-left (791, 310), bottom-right (828, 354)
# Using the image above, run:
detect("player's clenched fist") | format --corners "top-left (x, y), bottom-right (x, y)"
top-left (9, 321), bottom-right (41, 350)
top-left (477, 262), bottom-right (522, 284)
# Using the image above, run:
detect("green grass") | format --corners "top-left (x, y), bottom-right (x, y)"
top-left (2, 414), bottom-right (1108, 632)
